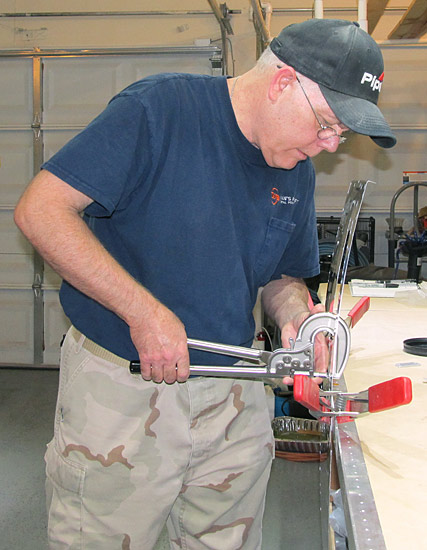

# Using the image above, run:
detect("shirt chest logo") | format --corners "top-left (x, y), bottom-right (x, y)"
top-left (271, 187), bottom-right (299, 206)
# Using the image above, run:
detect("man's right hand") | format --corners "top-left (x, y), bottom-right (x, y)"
top-left (128, 300), bottom-right (190, 384)
top-left (14, 170), bottom-right (190, 385)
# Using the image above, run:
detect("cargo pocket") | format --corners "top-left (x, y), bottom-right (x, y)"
top-left (45, 440), bottom-right (86, 547)
top-left (254, 217), bottom-right (296, 286)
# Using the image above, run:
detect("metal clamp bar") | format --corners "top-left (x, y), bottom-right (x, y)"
top-left (187, 338), bottom-right (270, 363)
top-left (189, 364), bottom-right (306, 378)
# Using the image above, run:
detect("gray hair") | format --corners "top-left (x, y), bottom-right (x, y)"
top-left (255, 47), bottom-right (317, 92)
top-left (255, 46), bottom-right (281, 72)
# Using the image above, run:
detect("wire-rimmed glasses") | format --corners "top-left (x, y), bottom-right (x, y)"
top-left (295, 75), bottom-right (347, 145)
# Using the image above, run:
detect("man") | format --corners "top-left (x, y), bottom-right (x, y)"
top-left (15, 19), bottom-right (395, 550)
top-left (416, 206), bottom-right (427, 233)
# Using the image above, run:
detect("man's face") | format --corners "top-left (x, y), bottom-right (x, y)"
top-left (256, 78), bottom-right (348, 170)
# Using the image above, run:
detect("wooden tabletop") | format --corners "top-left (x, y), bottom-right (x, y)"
top-left (319, 284), bottom-right (427, 550)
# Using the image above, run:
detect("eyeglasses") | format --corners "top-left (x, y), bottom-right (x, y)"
top-left (296, 75), bottom-right (347, 145)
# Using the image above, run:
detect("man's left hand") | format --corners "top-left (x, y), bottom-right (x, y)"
top-left (280, 303), bottom-right (329, 386)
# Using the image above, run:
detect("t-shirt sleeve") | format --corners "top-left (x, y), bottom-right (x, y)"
top-left (42, 95), bottom-right (152, 217)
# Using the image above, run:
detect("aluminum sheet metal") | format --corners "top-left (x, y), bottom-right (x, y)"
top-left (334, 378), bottom-right (386, 550)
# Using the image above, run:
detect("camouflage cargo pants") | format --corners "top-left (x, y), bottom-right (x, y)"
top-left (45, 327), bottom-right (275, 549)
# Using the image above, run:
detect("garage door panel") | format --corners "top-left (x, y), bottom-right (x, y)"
top-left (0, 210), bottom-right (33, 254)
top-left (0, 253), bottom-right (33, 286)
top-left (0, 58), bottom-right (32, 125)
top-left (43, 57), bottom-right (136, 125)
top-left (43, 129), bottom-right (80, 162)
top-left (44, 290), bottom-right (70, 365)
top-left (134, 54), bottom-right (216, 80)
top-left (44, 264), bottom-right (62, 289)
top-left (1, 48), bottom-right (221, 366)
top-left (42, 54), bottom-right (216, 127)
top-left (0, 290), bottom-right (33, 364)
top-left (0, 131), bottom-right (33, 204)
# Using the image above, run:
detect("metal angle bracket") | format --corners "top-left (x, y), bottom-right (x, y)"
top-left (206, 0), bottom-right (234, 35)
top-left (325, 180), bottom-right (373, 315)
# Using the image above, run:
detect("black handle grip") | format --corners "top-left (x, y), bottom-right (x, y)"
top-left (129, 361), bottom-right (140, 374)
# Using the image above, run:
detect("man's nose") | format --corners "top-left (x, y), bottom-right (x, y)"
top-left (320, 136), bottom-right (340, 153)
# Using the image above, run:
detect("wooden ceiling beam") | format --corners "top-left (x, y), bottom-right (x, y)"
top-left (388, 0), bottom-right (427, 39)
top-left (367, 0), bottom-right (390, 35)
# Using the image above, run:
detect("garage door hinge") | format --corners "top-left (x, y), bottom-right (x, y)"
top-left (32, 273), bottom-right (43, 298)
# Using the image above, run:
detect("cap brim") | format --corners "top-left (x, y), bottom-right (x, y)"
top-left (319, 84), bottom-right (397, 149)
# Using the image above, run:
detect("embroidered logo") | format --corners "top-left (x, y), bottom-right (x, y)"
top-left (360, 71), bottom-right (384, 92)
top-left (271, 188), bottom-right (299, 206)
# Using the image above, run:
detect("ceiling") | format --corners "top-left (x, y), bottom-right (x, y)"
top-left (247, 1), bottom-right (427, 42)
top-left (368, 0), bottom-right (427, 39)
top-left (0, 1), bottom-right (425, 43)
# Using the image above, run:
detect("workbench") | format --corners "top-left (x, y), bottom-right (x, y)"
top-left (323, 284), bottom-right (427, 550)
top-left (157, 286), bottom-right (427, 550)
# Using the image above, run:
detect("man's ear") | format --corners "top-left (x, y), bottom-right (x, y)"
top-left (268, 65), bottom-right (297, 102)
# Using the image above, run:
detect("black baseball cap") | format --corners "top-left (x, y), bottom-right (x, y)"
top-left (270, 19), bottom-right (396, 148)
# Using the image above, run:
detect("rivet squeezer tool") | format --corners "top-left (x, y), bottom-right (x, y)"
top-left (131, 181), bottom-right (412, 422)
top-left (184, 309), bottom-right (411, 423)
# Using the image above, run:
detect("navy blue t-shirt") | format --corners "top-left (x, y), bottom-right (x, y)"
top-left (43, 73), bottom-right (319, 365)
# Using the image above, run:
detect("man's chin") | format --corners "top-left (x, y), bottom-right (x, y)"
top-left (270, 158), bottom-right (302, 170)
top-left (265, 150), bottom-right (309, 170)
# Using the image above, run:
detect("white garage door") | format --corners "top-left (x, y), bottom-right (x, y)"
top-left (0, 46), bottom-right (223, 366)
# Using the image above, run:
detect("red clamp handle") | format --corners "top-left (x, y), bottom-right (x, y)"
top-left (368, 376), bottom-right (412, 413)
top-left (293, 374), bottom-right (322, 412)
top-left (347, 296), bottom-right (370, 328)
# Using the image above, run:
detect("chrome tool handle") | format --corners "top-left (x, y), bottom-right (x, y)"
top-left (187, 338), bottom-right (270, 364)
top-left (129, 339), bottom-right (272, 376)
top-left (189, 365), bottom-right (289, 378)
